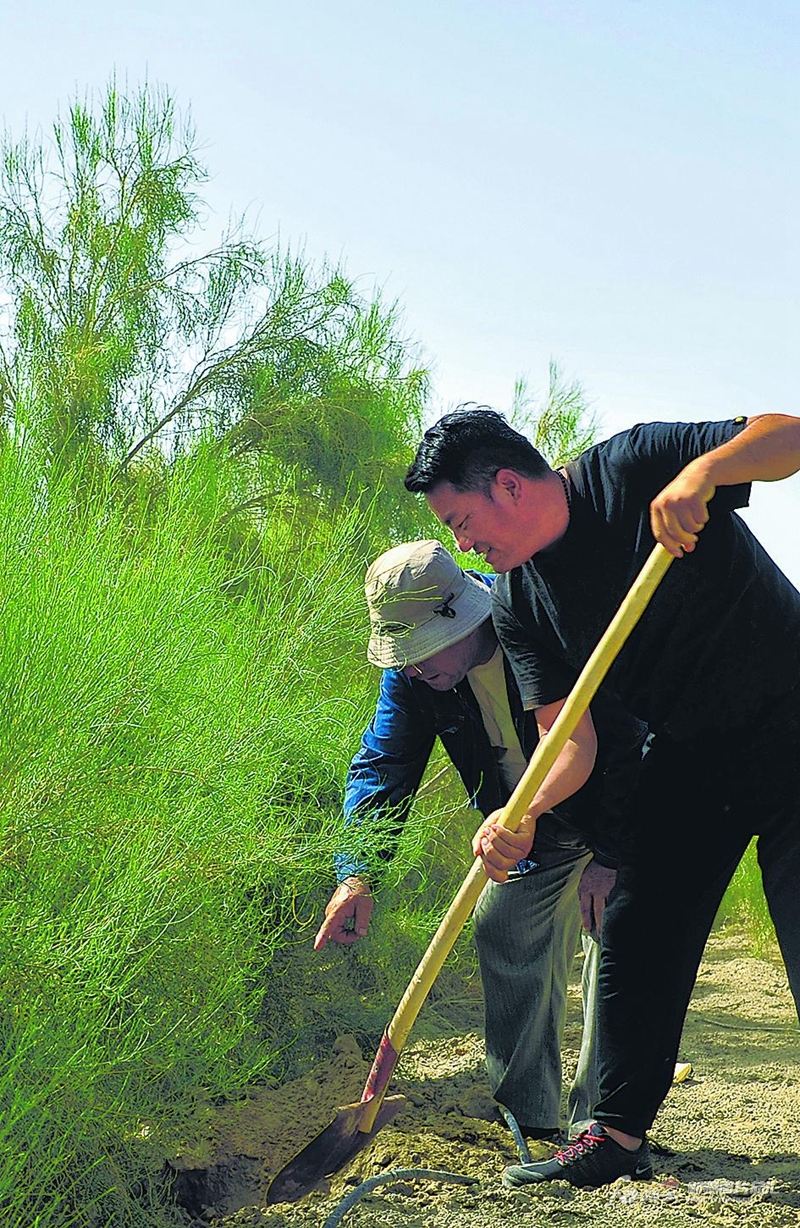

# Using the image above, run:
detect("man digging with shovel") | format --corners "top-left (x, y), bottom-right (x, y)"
top-left (406, 408), bottom-right (800, 1189)
top-left (315, 539), bottom-right (647, 1145)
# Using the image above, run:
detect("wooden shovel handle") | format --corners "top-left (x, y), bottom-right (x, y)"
top-left (360, 542), bottom-right (673, 1131)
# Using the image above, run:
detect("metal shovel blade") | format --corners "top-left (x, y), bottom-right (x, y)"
top-left (265, 1093), bottom-right (407, 1204)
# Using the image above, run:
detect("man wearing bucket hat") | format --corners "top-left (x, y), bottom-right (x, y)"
top-left (315, 539), bottom-right (647, 1141)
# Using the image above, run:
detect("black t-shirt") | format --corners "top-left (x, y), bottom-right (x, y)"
top-left (493, 419), bottom-right (800, 740)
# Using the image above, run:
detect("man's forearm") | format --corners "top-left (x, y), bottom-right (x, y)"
top-left (693, 413), bottom-right (800, 487)
top-left (334, 849), bottom-right (373, 882)
top-left (523, 701), bottom-right (597, 821)
top-left (651, 413), bottom-right (800, 557)
top-left (339, 763), bottom-right (420, 882)
top-left (523, 730), bottom-right (596, 822)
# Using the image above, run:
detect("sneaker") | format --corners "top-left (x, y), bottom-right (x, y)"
top-left (502, 1121), bottom-right (653, 1189)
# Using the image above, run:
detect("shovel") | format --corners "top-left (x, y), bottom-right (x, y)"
top-left (267, 542), bottom-right (673, 1204)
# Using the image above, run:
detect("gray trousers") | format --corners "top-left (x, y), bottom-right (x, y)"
top-left (473, 820), bottom-right (599, 1130)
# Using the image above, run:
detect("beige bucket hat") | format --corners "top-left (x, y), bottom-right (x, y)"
top-left (365, 539), bottom-right (492, 669)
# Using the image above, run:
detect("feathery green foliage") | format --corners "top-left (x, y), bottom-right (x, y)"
top-left (0, 439), bottom-right (408, 1225)
top-left (717, 841), bottom-right (776, 954)
top-left (0, 82), bottom-right (428, 547)
top-left (0, 86), bottom-right (436, 1224)
top-left (509, 360), bottom-right (597, 467)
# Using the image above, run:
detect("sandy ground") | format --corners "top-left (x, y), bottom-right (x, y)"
top-left (171, 929), bottom-right (800, 1228)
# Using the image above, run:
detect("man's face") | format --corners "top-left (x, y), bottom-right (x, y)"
top-left (426, 475), bottom-right (535, 572)
top-left (400, 632), bottom-right (483, 691)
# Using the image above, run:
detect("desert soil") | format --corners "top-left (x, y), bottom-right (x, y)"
top-left (172, 929), bottom-right (800, 1228)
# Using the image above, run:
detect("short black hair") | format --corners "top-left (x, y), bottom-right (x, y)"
top-left (405, 407), bottom-right (551, 495)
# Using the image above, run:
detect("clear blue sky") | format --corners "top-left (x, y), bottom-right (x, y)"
top-left (3, 0), bottom-right (799, 582)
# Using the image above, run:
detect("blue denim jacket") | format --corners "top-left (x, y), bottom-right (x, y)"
top-left (336, 575), bottom-right (645, 882)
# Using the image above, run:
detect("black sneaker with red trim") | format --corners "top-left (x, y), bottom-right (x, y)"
top-left (502, 1121), bottom-right (653, 1189)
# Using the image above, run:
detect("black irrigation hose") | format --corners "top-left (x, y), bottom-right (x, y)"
top-left (321, 1111), bottom-right (533, 1227)
top-left (321, 1168), bottom-right (479, 1228)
